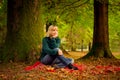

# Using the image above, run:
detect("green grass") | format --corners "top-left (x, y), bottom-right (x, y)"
top-left (112, 52), bottom-right (120, 59)
top-left (115, 55), bottom-right (120, 59)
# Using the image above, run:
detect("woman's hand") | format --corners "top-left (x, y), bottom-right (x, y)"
top-left (58, 49), bottom-right (63, 55)
top-left (52, 32), bottom-right (58, 38)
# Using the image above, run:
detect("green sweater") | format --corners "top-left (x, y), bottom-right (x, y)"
top-left (39, 37), bottom-right (60, 60)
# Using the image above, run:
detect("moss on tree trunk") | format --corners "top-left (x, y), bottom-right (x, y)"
top-left (2, 0), bottom-right (43, 62)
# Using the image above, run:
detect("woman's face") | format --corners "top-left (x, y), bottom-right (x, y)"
top-left (48, 26), bottom-right (58, 38)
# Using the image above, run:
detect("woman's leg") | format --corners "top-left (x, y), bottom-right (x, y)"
top-left (41, 55), bottom-right (78, 70)
top-left (41, 55), bottom-right (56, 65)
top-left (51, 57), bottom-right (66, 68)
top-left (52, 55), bottom-right (74, 68)
top-left (57, 55), bottom-right (71, 65)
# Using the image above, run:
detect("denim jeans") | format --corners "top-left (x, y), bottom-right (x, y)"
top-left (41, 54), bottom-right (73, 68)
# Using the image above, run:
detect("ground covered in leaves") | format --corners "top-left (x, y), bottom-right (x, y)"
top-left (0, 52), bottom-right (120, 80)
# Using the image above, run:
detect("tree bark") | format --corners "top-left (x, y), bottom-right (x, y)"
top-left (2, 0), bottom-right (43, 62)
top-left (82, 0), bottom-right (115, 58)
top-left (81, 40), bottom-right (84, 52)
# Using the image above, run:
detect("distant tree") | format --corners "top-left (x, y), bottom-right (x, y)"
top-left (0, 0), bottom-right (7, 45)
top-left (1, 0), bottom-right (44, 62)
top-left (83, 0), bottom-right (115, 58)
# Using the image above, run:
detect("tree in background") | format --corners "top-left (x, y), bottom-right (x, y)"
top-left (0, 0), bottom-right (7, 46)
top-left (83, 0), bottom-right (114, 58)
top-left (1, 0), bottom-right (120, 62)
top-left (0, 0), bottom-right (7, 62)
top-left (1, 0), bottom-right (44, 62)
top-left (57, 1), bottom-right (93, 51)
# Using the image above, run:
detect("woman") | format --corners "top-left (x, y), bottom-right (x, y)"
top-left (39, 25), bottom-right (78, 70)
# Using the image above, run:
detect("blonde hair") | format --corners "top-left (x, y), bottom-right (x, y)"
top-left (46, 25), bottom-right (58, 37)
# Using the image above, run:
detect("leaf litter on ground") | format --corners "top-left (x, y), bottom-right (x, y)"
top-left (0, 53), bottom-right (120, 80)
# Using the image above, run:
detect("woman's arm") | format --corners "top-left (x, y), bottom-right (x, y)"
top-left (55, 37), bottom-right (61, 48)
top-left (42, 37), bottom-right (58, 55)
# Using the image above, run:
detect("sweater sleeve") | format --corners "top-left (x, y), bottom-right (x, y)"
top-left (55, 37), bottom-right (61, 47)
top-left (42, 38), bottom-right (58, 55)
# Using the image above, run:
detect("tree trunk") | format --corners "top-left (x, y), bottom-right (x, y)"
top-left (82, 0), bottom-right (114, 58)
top-left (88, 42), bottom-right (91, 51)
top-left (81, 40), bottom-right (84, 52)
top-left (2, 0), bottom-right (43, 62)
top-left (70, 22), bottom-right (76, 51)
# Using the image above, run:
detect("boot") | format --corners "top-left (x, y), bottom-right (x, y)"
top-left (68, 63), bottom-right (78, 70)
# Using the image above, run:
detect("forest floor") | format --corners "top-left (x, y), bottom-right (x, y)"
top-left (0, 52), bottom-right (120, 80)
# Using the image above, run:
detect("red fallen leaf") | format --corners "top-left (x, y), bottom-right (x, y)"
top-left (73, 64), bottom-right (86, 71)
top-left (104, 65), bottom-right (112, 68)
top-left (32, 61), bottom-right (41, 67)
top-left (34, 64), bottom-right (45, 70)
top-left (95, 65), bottom-right (120, 74)
top-left (91, 66), bottom-right (105, 75)
top-left (24, 66), bottom-right (34, 71)
top-left (96, 65), bottom-right (104, 69)
top-left (96, 65), bottom-right (120, 73)
top-left (47, 67), bottom-right (55, 72)
top-left (104, 66), bottom-right (113, 71)
top-left (24, 61), bottom-right (42, 71)
top-left (96, 65), bottom-right (112, 74)
top-left (114, 67), bottom-right (120, 71)
top-left (48, 70), bottom-right (55, 72)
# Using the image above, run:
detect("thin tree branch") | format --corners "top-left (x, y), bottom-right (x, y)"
top-left (70, 0), bottom-right (89, 9)
top-left (108, 3), bottom-right (120, 7)
top-left (59, 0), bottom-right (89, 16)
top-left (60, 0), bottom-right (81, 9)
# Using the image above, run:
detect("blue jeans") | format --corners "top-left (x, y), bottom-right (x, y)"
top-left (41, 55), bottom-right (73, 68)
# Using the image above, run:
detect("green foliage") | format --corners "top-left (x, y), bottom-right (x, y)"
top-left (42, 0), bottom-right (120, 52)
top-left (41, 0), bottom-right (94, 51)
top-left (57, 1), bottom-right (93, 50)
top-left (0, 0), bottom-right (7, 28)
top-left (109, 0), bottom-right (120, 52)
top-left (0, 0), bottom-right (7, 61)
top-left (1, 0), bottom-right (120, 61)
top-left (0, 0), bottom-right (7, 46)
